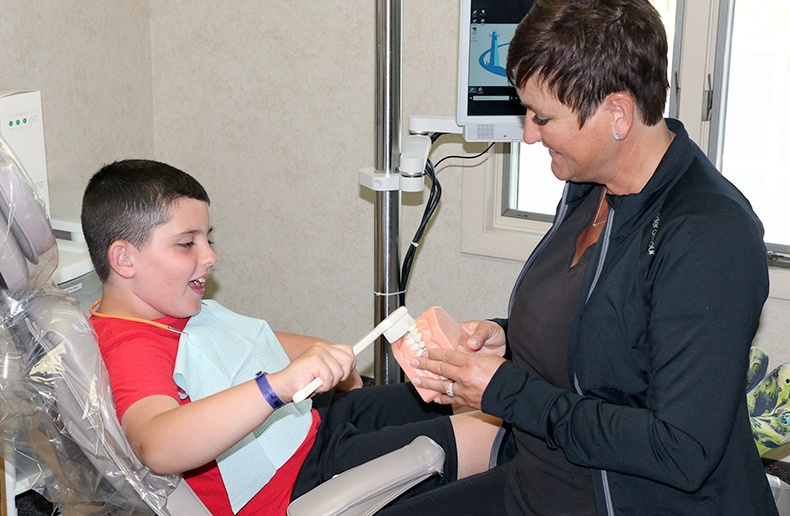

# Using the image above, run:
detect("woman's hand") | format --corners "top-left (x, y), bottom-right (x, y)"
top-left (410, 347), bottom-right (505, 409)
top-left (461, 320), bottom-right (507, 356)
top-left (268, 342), bottom-right (356, 402)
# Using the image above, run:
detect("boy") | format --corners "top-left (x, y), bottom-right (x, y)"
top-left (81, 159), bottom-right (500, 515)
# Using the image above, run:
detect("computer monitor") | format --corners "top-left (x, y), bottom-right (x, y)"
top-left (457, 0), bottom-right (534, 142)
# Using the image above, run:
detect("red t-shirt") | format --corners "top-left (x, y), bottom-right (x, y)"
top-left (92, 315), bottom-right (320, 515)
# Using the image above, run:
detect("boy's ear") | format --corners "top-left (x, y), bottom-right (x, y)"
top-left (107, 240), bottom-right (136, 279)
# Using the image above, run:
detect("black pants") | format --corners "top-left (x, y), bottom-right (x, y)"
top-left (378, 461), bottom-right (511, 515)
top-left (291, 382), bottom-right (457, 502)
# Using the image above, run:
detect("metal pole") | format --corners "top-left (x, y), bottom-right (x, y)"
top-left (374, 0), bottom-right (403, 385)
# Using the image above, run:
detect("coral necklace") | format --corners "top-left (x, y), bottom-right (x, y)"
top-left (89, 298), bottom-right (187, 335)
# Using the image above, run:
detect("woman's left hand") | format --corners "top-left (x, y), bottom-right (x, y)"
top-left (410, 348), bottom-right (506, 409)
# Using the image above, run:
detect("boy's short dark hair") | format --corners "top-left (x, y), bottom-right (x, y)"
top-left (506, 0), bottom-right (669, 127)
top-left (81, 159), bottom-right (210, 282)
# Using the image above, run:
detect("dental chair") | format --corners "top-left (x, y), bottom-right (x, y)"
top-left (0, 136), bottom-right (445, 515)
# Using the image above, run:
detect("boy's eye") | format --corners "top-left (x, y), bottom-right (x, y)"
top-left (178, 242), bottom-right (195, 249)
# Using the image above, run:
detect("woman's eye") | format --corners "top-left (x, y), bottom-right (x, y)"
top-left (532, 115), bottom-right (550, 126)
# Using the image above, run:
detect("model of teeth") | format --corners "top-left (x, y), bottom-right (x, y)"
top-left (405, 322), bottom-right (426, 356)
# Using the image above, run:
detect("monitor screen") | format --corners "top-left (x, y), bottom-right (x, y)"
top-left (457, 0), bottom-right (534, 142)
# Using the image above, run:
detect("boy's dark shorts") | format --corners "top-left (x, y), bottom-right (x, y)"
top-left (291, 382), bottom-right (456, 501)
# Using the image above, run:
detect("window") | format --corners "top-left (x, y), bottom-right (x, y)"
top-left (462, 0), bottom-right (790, 299)
top-left (710, 1), bottom-right (790, 255)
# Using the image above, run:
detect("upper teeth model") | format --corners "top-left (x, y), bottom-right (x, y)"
top-left (405, 322), bottom-right (426, 356)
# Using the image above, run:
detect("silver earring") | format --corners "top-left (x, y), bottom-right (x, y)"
top-left (614, 133), bottom-right (622, 141)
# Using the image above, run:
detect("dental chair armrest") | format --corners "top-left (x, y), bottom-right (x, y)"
top-left (768, 473), bottom-right (790, 516)
top-left (287, 435), bottom-right (445, 516)
top-left (165, 480), bottom-right (212, 516)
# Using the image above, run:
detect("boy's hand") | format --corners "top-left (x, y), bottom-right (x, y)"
top-left (267, 342), bottom-right (356, 403)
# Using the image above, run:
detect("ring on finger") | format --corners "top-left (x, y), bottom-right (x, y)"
top-left (446, 381), bottom-right (455, 398)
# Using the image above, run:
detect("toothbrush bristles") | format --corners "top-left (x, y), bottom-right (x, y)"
top-left (382, 309), bottom-right (416, 343)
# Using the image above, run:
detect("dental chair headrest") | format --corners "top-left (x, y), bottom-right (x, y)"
top-left (0, 135), bottom-right (56, 295)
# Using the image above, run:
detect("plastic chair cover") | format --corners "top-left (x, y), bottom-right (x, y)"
top-left (0, 134), bottom-right (178, 514)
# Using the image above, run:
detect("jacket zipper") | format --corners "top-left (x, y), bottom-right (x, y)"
top-left (580, 200), bottom-right (616, 516)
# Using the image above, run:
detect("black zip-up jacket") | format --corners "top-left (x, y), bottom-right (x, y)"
top-left (483, 119), bottom-right (777, 515)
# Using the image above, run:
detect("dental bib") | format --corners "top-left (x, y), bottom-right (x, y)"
top-left (173, 300), bottom-right (312, 514)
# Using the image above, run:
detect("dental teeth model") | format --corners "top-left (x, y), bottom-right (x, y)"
top-left (405, 323), bottom-right (426, 356)
top-left (392, 306), bottom-right (467, 402)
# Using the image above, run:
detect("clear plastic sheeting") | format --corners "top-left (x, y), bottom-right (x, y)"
top-left (0, 134), bottom-right (178, 515)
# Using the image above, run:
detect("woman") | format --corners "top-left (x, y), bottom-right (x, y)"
top-left (384, 0), bottom-right (778, 514)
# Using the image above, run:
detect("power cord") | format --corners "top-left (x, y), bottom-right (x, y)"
top-left (433, 141), bottom-right (495, 169)
top-left (399, 136), bottom-right (496, 305)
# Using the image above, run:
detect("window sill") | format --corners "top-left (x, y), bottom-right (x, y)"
top-left (768, 267), bottom-right (790, 301)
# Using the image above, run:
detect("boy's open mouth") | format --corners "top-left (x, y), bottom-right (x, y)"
top-left (190, 278), bottom-right (206, 290)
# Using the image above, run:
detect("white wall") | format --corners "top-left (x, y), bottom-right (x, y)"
top-left (1, 0), bottom-right (787, 460)
top-left (0, 1), bottom-right (155, 183)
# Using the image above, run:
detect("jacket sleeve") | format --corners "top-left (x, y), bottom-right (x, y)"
top-left (481, 191), bottom-right (769, 491)
top-left (488, 318), bottom-right (511, 359)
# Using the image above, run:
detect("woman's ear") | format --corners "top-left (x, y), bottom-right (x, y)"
top-left (607, 92), bottom-right (635, 140)
top-left (107, 240), bottom-right (136, 279)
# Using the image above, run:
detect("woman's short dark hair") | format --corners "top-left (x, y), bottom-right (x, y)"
top-left (506, 0), bottom-right (669, 127)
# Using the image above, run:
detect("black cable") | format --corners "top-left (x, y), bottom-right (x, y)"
top-left (433, 142), bottom-right (495, 169)
top-left (400, 157), bottom-right (441, 306)
top-left (398, 135), bottom-right (496, 306)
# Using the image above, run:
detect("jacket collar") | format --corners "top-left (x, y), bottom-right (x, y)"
top-left (563, 118), bottom-right (695, 239)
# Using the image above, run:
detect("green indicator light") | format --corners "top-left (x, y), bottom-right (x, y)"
top-left (15, 120), bottom-right (19, 125)
top-left (7, 121), bottom-right (11, 127)
top-left (22, 118), bottom-right (27, 124)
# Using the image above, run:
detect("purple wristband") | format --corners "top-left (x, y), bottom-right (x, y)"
top-left (255, 372), bottom-right (284, 410)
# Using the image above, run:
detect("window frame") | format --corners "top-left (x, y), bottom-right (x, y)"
top-left (461, 143), bottom-right (550, 262)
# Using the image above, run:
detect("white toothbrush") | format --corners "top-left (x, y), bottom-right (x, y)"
top-left (291, 306), bottom-right (415, 403)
